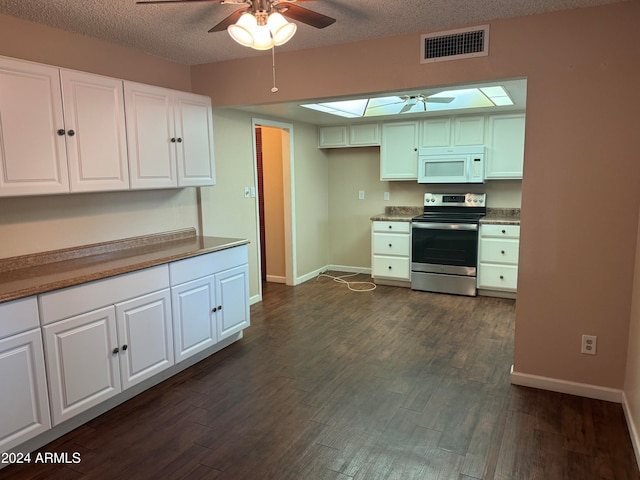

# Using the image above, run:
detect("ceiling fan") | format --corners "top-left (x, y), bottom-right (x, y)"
top-left (372, 94), bottom-right (456, 113)
top-left (136, 0), bottom-right (336, 35)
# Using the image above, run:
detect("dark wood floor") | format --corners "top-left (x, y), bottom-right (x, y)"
top-left (4, 274), bottom-right (639, 479)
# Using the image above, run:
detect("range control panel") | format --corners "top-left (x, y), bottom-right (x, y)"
top-left (423, 193), bottom-right (486, 207)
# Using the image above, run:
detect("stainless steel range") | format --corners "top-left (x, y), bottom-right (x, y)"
top-left (411, 193), bottom-right (486, 296)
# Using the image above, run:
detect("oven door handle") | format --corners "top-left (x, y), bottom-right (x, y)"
top-left (412, 222), bottom-right (478, 231)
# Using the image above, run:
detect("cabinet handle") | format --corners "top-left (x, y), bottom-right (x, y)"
top-left (388, 243), bottom-right (392, 247)
top-left (112, 347), bottom-right (119, 355)
top-left (212, 307), bottom-right (217, 313)
top-left (67, 129), bottom-right (75, 137)
top-left (499, 275), bottom-right (504, 280)
top-left (122, 344), bottom-right (128, 351)
top-left (502, 229), bottom-right (506, 234)
top-left (388, 266), bottom-right (392, 270)
top-left (388, 225), bottom-right (392, 229)
top-left (171, 137), bottom-right (176, 143)
top-left (57, 129), bottom-right (66, 136)
top-left (177, 137), bottom-right (183, 143)
top-left (218, 305), bottom-right (222, 311)
top-left (501, 250), bottom-right (505, 254)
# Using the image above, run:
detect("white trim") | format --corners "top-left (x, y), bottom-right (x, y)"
top-left (510, 366), bottom-right (623, 403)
top-left (295, 266), bottom-right (327, 285)
top-left (327, 265), bottom-right (371, 275)
top-left (266, 275), bottom-right (287, 284)
top-left (622, 392), bottom-right (640, 471)
top-left (251, 118), bottom-right (297, 296)
top-left (249, 293), bottom-right (262, 306)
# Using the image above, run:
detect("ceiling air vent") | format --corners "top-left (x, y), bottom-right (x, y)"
top-left (421, 25), bottom-right (489, 64)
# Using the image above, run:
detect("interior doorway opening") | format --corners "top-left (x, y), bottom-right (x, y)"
top-left (252, 119), bottom-right (296, 299)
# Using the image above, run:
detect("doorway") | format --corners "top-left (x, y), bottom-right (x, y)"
top-left (252, 118), bottom-right (296, 299)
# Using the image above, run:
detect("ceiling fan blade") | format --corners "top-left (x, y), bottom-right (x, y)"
top-left (208, 7), bottom-right (248, 32)
top-left (136, 0), bottom-right (222, 4)
top-left (277, 3), bottom-right (336, 29)
top-left (426, 96), bottom-right (455, 103)
top-left (399, 104), bottom-right (413, 114)
top-left (368, 100), bottom-right (404, 109)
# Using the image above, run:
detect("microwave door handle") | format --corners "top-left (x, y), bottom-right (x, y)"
top-left (412, 222), bottom-right (478, 231)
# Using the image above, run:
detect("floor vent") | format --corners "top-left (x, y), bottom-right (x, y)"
top-left (421, 25), bottom-right (489, 64)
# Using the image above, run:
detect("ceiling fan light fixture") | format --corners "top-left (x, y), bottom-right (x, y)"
top-left (267, 12), bottom-right (297, 46)
top-left (227, 13), bottom-right (257, 47)
top-left (227, 11), bottom-right (297, 51)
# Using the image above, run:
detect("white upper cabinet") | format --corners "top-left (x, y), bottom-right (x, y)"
top-left (60, 70), bottom-right (129, 192)
top-left (124, 82), bottom-right (216, 190)
top-left (124, 82), bottom-right (178, 189)
top-left (318, 123), bottom-right (380, 148)
top-left (486, 113), bottom-right (526, 179)
top-left (174, 91), bottom-right (216, 187)
top-left (0, 57), bottom-right (69, 196)
top-left (380, 121), bottom-right (419, 180)
top-left (420, 115), bottom-right (484, 148)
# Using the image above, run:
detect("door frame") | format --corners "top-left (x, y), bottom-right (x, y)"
top-left (251, 118), bottom-right (297, 297)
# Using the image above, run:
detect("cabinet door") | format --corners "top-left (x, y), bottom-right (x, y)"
top-left (171, 276), bottom-right (217, 363)
top-left (0, 329), bottom-right (51, 452)
top-left (453, 116), bottom-right (485, 145)
top-left (318, 125), bottom-right (348, 148)
top-left (43, 306), bottom-right (120, 426)
top-left (380, 121), bottom-right (419, 180)
top-left (115, 289), bottom-right (174, 390)
top-left (174, 91), bottom-right (216, 187)
top-left (0, 57), bottom-right (69, 196)
top-left (349, 123), bottom-right (380, 146)
top-left (486, 114), bottom-right (525, 179)
top-left (215, 264), bottom-right (250, 341)
top-left (124, 82), bottom-right (177, 189)
top-left (61, 70), bottom-right (129, 192)
top-left (420, 118), bottom-right (451, 147)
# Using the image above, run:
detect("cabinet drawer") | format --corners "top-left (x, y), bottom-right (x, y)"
top-left (479, 239), bottom-right (519, 264)
top-left (478, 264), bottom-right (518, 291)
top-left (480, 224), bottom-right (520, 238)
top-left (372, 221), bottom-right (411, 234)
top-left (0, 296), bottom-right (39, 339)
top-left (372, 255), bottom-right (410, 280)
top-left (372, 233), bottom-right (410, 256)
top-left (170, 244), bottom-right (248, 285)
top-left (39, 265), bottom-right (169, 325)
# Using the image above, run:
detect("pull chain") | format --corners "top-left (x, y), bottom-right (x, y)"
top-left (271, 46), bottom-right (278, 93)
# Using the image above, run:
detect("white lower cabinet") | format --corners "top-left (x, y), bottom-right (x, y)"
top-left (170, 246), bottom-right (250, 363)
top-left (371, 221), bottom-right (411, 284)
top-left (0, 297), bottom-right (51, 452)
top-left (40, 266), bottom-right (173, 426)
top-left (477, 224), bottom-right (520, 294)
top-left (4, 244), bottom-right (250, 450)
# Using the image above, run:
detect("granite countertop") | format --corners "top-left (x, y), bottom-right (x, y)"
top-left (0, 228), bottom-right (249, 303)
top-left (370, 206), bottom-right (423, 222)
top-left (371, 206), bottom-right (521, 225)
top-left (480, 208), bottom-right (521, 225)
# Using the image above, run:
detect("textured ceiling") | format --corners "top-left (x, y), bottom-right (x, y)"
top-left (0, 0), bottom-right (626, 66)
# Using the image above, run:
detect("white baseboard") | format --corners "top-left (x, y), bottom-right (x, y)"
top-left (510, 366), bottom-right (623, 403)
top-left (327, 265), bottom-right (371, 275)
top-left (622, 392), bottom-right (640, 471)
top-left (294, 265), bottom-right (371, 286)
top-left (249, 293), bottom-right (262, 305)
top-left (266, 275), bottom-right (286, 284)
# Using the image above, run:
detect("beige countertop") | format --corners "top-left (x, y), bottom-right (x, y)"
top-left (371, 206), bottom-right (521, 225)
top-left (0, 229), bottom-right (249, 303)
top-left (480, 208), bottom-right (521, 225)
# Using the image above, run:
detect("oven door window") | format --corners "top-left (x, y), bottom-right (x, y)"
top-left (412, 226), bottom-right (478, 267)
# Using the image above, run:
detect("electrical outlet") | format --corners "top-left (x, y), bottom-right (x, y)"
top-left (384, 192), bottom-right (390, 201)
top-left (358, 190), bottom-right (365, 200)
top-left (243, 187), bottom-right (250, 198)
top-left (581, 334), bottom-right (597, 355)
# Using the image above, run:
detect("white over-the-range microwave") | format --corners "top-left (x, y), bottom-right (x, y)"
top-left (417, 146), bottom-right (485, 184)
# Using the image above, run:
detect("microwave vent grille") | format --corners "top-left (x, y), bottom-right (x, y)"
top-left (421, 25), bottom-right (489, 64)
